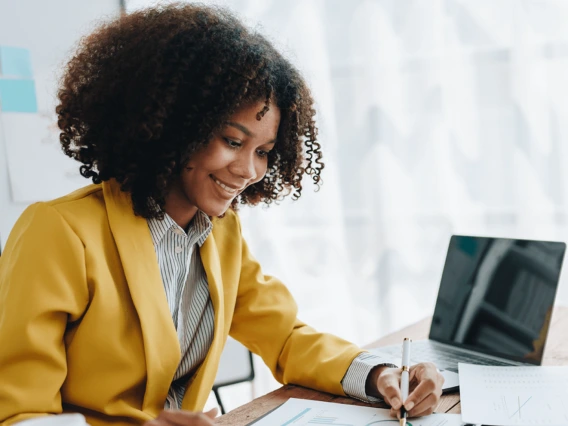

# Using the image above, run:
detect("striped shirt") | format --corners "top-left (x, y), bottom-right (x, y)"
top-left (148, 211), bottom-right (395, 408)
top-left (147, 211), bottom-right (214, 408)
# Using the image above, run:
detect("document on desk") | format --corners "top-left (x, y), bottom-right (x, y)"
top-left (248, 398), bottom-right (465, 426)
top-left (459, 363), bottom-right (568, 426)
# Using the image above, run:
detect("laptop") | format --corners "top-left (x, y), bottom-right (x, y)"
top-left (371, 235), bottom-right (566, 393)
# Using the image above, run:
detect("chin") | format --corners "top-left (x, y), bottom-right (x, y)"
top-left (200, 202), bottom-right (232, 218)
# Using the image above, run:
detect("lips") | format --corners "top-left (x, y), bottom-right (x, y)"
top-left (211, 175), bottom-right (244, 195)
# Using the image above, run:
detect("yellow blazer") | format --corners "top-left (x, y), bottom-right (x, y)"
top-left (0, 180), bottom-right (364, 425)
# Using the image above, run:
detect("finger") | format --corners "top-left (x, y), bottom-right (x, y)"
top-left (407, 393), bottom-right (440, 418)
top-left (155, 411), bottom-right (185, 426)
top-left (155, 411), bottom-right (192, 426)
top-left (377, 372), bottom-right (403, 410)
top-left (195, 413), bottom-right (216, 425)
top-left (204, 407), bottom-right (218, 419)
top-left (405, 364), bottom-right (442, 409)
top-left (404, 377), bottom-right (438, 412)
top-left (389, 407), bottom-right (404, 419)
top-left (409, 362), bottom-right (438, 383)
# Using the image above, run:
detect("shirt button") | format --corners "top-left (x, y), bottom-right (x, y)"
top-left (175, 246), bottom-right (183, 254)
top-left (174, 229), bottom-right (184, 236)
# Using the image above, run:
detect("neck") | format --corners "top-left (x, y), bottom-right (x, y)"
top-left (163, 184), bottom-right (198, 230)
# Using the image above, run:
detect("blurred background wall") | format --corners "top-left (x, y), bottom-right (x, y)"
top-left (2, 0), bottom-right (568, 413)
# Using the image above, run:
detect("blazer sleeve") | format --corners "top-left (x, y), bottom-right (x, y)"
top-left (228, 219), bottom-right (365, 396)
top-left (0, 203), bottom-right (89, 425)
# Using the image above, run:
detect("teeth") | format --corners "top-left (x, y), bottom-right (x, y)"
top-left (213, 177), bottom-right (237, 194)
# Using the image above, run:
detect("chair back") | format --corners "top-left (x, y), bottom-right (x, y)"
top-left (213, 337), bottom-right (255, 388)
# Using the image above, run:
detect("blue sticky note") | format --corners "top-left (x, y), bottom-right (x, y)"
top-left (0, 46), bottom-right (33, 78)
top-left (0, 79), bottom-right (38, 112)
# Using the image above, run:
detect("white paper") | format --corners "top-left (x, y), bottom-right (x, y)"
top-left (1, 111), bottom-right (86, 202)
top-left (459, 363), bottom-right (568, 426)
top-left (251, 398), bottom-right (465, 426)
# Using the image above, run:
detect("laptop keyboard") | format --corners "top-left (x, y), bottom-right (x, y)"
top-left (372, 340), bottom-right (515, 372)
top-left (411, 342), bottom-right (513, 371)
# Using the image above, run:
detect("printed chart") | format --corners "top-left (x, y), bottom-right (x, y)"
top-left (249, 398), bottom-right (464, 426)
top-left (460, 364), bottom-right (568, 425)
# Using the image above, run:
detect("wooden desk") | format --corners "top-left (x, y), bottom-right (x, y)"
top-left (216, 306), bottom-right (568, 425)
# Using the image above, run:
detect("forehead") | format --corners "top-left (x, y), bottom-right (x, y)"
top-left (227, 101), bottom-right (281, 137)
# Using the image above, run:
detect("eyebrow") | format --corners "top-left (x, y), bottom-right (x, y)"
top-left (226, 121), bottom-right (277, 144)
top-left (226, 121), bottom-right (255, 138)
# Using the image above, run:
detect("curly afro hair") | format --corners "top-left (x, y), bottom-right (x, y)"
top-left (56, 3), bottom-right (323, 219)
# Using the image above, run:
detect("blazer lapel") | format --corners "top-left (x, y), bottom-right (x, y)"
top-left (181, 230), bottom-right (225, 410)
top-left (102, 180), bottom-right (180, 414)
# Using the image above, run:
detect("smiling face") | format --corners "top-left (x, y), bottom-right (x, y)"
top-left (164, 101), bottom-right (281, 228)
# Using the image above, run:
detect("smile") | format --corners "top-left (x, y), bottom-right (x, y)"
top-left (211, 176), bottom-right (240, 195)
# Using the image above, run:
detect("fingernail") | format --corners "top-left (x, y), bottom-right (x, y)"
top-left (205, 407), bottom-right (218, 418)
top-left (391, 398), bottom-right (401, 409)
top-left (405, 401), bottom-right (414, 411)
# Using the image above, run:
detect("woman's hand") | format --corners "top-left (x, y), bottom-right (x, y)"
top-left (368, 362), bottom-right (444, 417)
top-left (144, 407), bottom-right (218, 425)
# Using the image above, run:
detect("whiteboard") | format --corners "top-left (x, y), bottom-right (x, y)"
top-left (0, 0), bottom-right (120, 245)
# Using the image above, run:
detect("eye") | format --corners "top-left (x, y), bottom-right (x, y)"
top-left (224, 138), bottom-right (241, 149)
top-left (256, 149), bottom-right (271, 158)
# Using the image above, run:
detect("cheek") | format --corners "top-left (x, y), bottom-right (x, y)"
top-left (253, 160), bottom-right (268, 184)
top-left (186, 143), bottom-right (233, 172)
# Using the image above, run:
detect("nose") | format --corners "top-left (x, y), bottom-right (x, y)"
top-left (231, 151), bottom-right (257, 181)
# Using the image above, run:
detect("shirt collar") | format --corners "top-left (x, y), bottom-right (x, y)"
top-left (189, 210), bottom-right (213, 247)
top-left (147, 210), bottom-right (212, 248)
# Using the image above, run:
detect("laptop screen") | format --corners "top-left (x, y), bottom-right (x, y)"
top-left (429, 235), bottom-right (565, 365)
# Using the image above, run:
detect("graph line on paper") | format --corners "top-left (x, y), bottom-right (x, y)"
top-left (281, 408), bottom-right (312, 425)
top-left (303, 409), bottom-right (354, 425)
top-left (307, 412), bottom-right (353, 425)
top-left (254, 398), bottom-right (464, 426)
top-left (509, 395), bottom-right (532, 420)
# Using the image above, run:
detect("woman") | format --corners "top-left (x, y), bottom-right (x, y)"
top-left (0, 4), bottom-right (443, 426)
